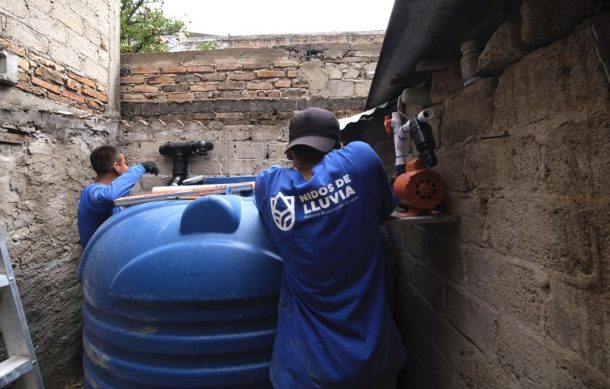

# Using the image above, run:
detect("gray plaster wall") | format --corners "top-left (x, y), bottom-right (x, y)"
top-left (383, 8), bottom-right (610, 389)
top-left (0, 0), bottom-right (120, 387)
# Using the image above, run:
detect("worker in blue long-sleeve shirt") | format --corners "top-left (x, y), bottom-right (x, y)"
top-left (77, 145), bottom-right (158, 247)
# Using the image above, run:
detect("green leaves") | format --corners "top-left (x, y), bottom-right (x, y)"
top-left (120, 0), bottom-right (186, 53)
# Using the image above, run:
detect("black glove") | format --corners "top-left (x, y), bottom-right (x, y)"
top-left (141, 161), bottom-right (159, 176)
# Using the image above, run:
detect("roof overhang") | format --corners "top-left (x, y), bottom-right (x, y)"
top-left (366, 0), bottom-right (513, 109)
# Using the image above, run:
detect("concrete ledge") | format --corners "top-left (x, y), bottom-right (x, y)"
top-left (384, 214), bottom-right (460, 227)
top-left (121, 97), bottom-right (367, 117)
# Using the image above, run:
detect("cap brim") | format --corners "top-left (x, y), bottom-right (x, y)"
top-left (286, 136), bottom-right (336, 153)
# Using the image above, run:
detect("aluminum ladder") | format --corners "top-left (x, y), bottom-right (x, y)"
top-left (0, 228), bottom-right (44, 388)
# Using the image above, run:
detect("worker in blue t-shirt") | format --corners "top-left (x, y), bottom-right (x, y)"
top-left (255, 107), bottom-right (406, 389)
top-left (77, 145), bottom-right (158, 248)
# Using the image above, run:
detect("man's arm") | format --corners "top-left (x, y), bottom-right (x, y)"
top-left (87, 165), bottom-right (145, 211)
top-left (378, 162), bottom-right (397, 218)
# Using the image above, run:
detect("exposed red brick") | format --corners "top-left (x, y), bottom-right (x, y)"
top-left (86, 99), bottom-right (102, 110)
top-left (147, 76), bottom-right (174, 85)
top-left (218, 81), bottom-right (246, 90)
top-left (274, 80), bottom-right (291, 88)
top-left (18, 70), bottom-right (29, 82)
top-left (31, 77), bottom-right (61, 94)
top-left (168, 92), bottom-right (194, 101)
top-left (120, 76), bottom-right (146, 84)
top-left (161, 84), bottom-right (190, 93)
top-left (268, 90), bottom-right (281, 99)
top-left (273, 60), bottom-right (300, 68)
top-left (287, 70), bottom-right (298, 78)
top-left (65, 78), bottom-right (81, 92)
top-left (186, 65), bottom-right (214, 73)
top-left (82, 86), bottom-right (108, 102)
top-left (47, 92), bottom-right (73, 106)
top-left (256, 91), bottom-right (267, 98)
top-left (120, 85), bottom-right (133, 93)
top-left (34, 66), bottom-right (65, 85)
top-left (0, 37), bottom-right (26, 57)
top-left (190, 84), bottom-right (217, 92)
top-left (278, 111), bottom-right (294, 119)
top-left (67, 72), bottom-right (96, 88)
top-left (62, 90), bottom-right (86, 104)
top-left (131, 66), bottom-right (160, 74)
top-left (16, 81), bottom-right (44, 96)
top-left (216, 63), bottom-right (242, 71)
top-left (132, 85), bottom-right (159, 93)
top-left (18, 58), bottom-right (29, 71)
top-left (256, 70), bottom-right (285, 79)
top-left (246, 82), bottom-right (273, 90)
top-left (228, 72), bottom-right (256, 81)
top-left (243, 62), bottom-right (271, 70)
top-left (160, 65), bottom-right (187, 73)
top-left (202, 73), bottom-right (226, 81)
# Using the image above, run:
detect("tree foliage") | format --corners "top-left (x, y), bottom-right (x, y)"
top-left (121, 0), bottom-right (186, 53)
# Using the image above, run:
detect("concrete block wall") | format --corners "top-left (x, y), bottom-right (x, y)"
top-left (120, 42), bottom-right (379, 103)
top-left (0, 0), bottom-right (121, 387)
top-left (120, 98), bottom-right (367, 189)
top-left (385, 5), bottom-right (609, 388)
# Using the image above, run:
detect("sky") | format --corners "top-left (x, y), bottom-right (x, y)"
top-left (162, 0), bottom-right (395, 36)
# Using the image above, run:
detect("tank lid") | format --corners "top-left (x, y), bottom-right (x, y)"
top-left (180, 195), bottom-right (242, 234)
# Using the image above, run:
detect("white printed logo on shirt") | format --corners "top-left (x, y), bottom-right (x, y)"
top-left (270, 192), bottom-right (295, 231)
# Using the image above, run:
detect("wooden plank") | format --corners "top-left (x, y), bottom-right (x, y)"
top-left (0, 356), bottom-right (31, 387)
top-left (115, 182), bottom-right (255, 206)
top-left (0, 132), bottom-right (26, 144)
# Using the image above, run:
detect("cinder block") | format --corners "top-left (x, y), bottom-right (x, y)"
top-left (441, 77), bottom-right (496, 145)
top-left (520, 0), bottom-right (597, 46)
top-left (492, 22), bottom-right (609, 133)
top-left (478, 21), bottom-right (529, 76)
top-left (545, 279), bottom-right (608, 371)
top-left (463, 245), bottom-right (547, 327)
top-left (446, 284), bottom-right (498, 358)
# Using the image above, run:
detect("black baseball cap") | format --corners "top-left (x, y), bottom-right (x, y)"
top-left (286, 108), bottom-right (341, 153)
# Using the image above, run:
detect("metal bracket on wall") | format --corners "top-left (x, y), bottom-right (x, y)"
top-left (0, 49), bottom-right (18, 86)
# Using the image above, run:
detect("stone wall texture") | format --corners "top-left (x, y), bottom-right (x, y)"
top-left (0, 0), bottom-right (120, 387)
top-left (120, 43), bottom-right (380, 103)
top-left (382, 6), bottom-right (610, 389)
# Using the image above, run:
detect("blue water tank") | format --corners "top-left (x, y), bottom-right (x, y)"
top-left (79, 192), bottom-right (282, 388)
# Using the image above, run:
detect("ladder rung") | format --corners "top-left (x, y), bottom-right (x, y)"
top-left (0, 356), bottom-right (33, 387)
top-left (0, 274), bottom-right (9, 288)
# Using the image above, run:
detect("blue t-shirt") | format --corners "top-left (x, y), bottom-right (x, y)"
top-left (77, 165), bottom-right (145, 248)
top-left (255, 141), bottom-right (406, 389)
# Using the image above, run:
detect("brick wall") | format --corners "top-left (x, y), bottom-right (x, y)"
top-left (382, 3), bottom-right (609, 388)
top-left (119, 42), bottom-right (379, 183)
top-left (0, 0), bottom-right (119, 114)
top-left (120, 43), bottom-right (379, 103)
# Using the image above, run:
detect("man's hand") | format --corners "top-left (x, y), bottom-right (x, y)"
top-left (141, 161), bottom-right (159, 176)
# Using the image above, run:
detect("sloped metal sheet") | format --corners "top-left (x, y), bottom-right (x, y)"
top-left (366, 0), bottom-right (513, 109)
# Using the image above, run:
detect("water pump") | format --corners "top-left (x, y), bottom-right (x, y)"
top-left (385, 109), bottom-right (444, 216)
top-left (159, 141), bottom-right (214, 186)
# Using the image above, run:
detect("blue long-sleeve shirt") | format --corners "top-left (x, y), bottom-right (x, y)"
top-left (255, 141), bottom-right (405, 388)
top-left (77, 165), bottom-right (145, 248)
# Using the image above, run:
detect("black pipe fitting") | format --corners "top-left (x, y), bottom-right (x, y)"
top-left (159, 141), bottom-right (214, 186)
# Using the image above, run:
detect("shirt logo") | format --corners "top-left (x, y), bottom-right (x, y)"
top-left (270, 192), bottom-right (295, 231)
